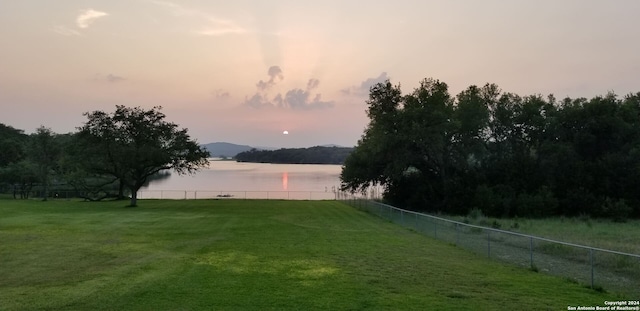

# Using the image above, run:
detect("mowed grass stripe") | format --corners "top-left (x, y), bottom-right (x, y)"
top-left (0, 199), bottom-right (623, 310)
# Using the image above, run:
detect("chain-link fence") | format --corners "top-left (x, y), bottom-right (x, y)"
top-left (338, 192), bottom-right (640, 298)
top-left (0, 189), bottom-right (338, 201)
top-left (137, 190), bottom-right (337, 200)
top-left (4, 187), bottom-right (638, 296)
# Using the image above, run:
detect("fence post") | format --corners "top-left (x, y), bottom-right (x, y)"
top-left (415, 213), bottom-right (419, 232)
top-left (456, 223), bottom-right (459, 246)
top-left (529, 237), bottom-right (533, 268)
top-left (401, 210), bottom-right (404, 226)
top-left (434, 219), bottom-right (437, 239)
top-left (487, 230), bottom-right (491, 258)
top-left (590, 248), bottom-right (594, 289)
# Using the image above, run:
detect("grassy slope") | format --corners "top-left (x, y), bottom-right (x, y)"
top-left (0, 199), bottom-right (625, 310)
top-left (449, 213), bottom-right (640, 254)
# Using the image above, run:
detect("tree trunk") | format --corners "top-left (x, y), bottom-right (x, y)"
top-left (118, 180), bottom-right (126, 200)
top-left (42, 176), bottom-right (49, 202)
top-left (129, 186), bottom-right (138, 207)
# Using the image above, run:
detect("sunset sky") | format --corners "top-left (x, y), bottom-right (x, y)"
top-left (1, 1), bottom-right (639, 148)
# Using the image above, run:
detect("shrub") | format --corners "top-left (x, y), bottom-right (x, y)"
top-left (600, 198), bottom-right (632, 222)
top-left (467, 208), bottom-right (484, 220)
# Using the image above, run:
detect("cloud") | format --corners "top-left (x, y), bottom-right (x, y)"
top-left (76, 9), bottom-right (109, 29)
top-left (342, 72), bottom-right (390, 96)
top-left (268, 66), bottom-right (284, 81)
top-left (216, 91), bottom-right (230, 99)
top-left (283, 88), bottom-right (333, 110)
top-left (106, 74), bottom-right (125, 83)
top-left (243, 68), bottom-right (334, 110)
top-left (147, 0), bottom-right (182, 12)
top-left (52, 8), bottom-right (107, 36)
top-left (244, 93), bottom-right (272, 109)
top-left (257, 65), bottom-right (284, 91)
top-left (197, 18), bottom-right (247, 36)
top-left (273, 93), bottom-right (284, 107)
top-left (93, 73), bottom-right (126, 83)
top-left (52, 25), bottom-right (81, 36)
top-left (147, 0), bottom-right (247, 36)
top-left (307, 78), bottom-right (320, 90)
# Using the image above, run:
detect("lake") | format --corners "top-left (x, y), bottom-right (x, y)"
top-left (139, 160), bottom-right (343, 200)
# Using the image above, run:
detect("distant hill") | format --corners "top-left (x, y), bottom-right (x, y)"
top-left (201, 142), bottom-right (254, 158)
top-left (235, 146), bottom-right (354, 164)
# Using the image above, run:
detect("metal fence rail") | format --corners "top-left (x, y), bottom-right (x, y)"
top-left (337, 192), bottom-right (640, 298)
top-left (4, 188), bottom-right (638, 296)
top-left (137, 190), bottom-right (337, 200)
top-left (1, 189), bottom-right (338, 201)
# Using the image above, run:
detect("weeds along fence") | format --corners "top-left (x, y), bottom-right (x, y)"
top-left (337, 192), bottom-right (640, 298)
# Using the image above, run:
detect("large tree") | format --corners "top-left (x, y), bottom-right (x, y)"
top-left (340, 80), bottom-right (403, 194)
top-left (0, 123), bottom-right (29, 196)
top-left (78, 106), bottom-right (210, 206)
top-left (342, 78), bottom-right (640, 219)
top-left (57, 132), bottom-right (121, 201)
top-left (28, 127), bottom-right (61, 201)
top-left (0, 124), bottom-right (27, 167)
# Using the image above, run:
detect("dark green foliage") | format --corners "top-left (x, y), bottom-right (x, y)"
top-left (56, 132), bottom-right (122, 201)
top-left (78, 106), bottom-right (210, 206)
top-left (0, 125), bottom-right (71, 199)
top-left (0, 124), bottom-right (27, 167)
top-left (27, 127), bottom-right (62, 201)
top-left (341, 79), bottom-right (640, 219)
top-left (0, 124), bottom-right (29, 196)
top-left (600, 198), bottom-right (632, 223)
top-left (2, 107), bottom-right (208, 205)
top-left (0, 160), bottom-right (38, 198)
top-left (235, 146), bottom-right (353, 164)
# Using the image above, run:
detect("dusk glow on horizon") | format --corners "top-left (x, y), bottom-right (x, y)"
top-left (1, 1), bottom-right (639, 148)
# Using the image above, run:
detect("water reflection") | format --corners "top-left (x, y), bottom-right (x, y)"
top-left (282, 172), bottom-right (288, 190)
top-left (144, 161), bottom-right (342, 192)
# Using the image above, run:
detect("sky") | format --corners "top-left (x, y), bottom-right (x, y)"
top-left (1, 0), bottom-right (639, 148)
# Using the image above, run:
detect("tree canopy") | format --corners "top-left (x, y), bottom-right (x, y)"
top-left (78, 106), bottom-right (210, 206)
top-left (0, 124), bottom-right (27, 167)
top-left (341, 78), bottom-right (640, 220)
top-left (1, 106), bottom-right (209, 205)
top-left (27, 127), bottom-right (61, 201)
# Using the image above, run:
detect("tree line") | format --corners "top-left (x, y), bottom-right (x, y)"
top-left (236, 146), bottom-right (353, 164)
top-left (341, 78), bottom-right (640, 220)
top-left (0, 106), bottom-right (209, 206)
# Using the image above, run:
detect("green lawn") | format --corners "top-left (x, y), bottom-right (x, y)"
top-left (0, 199), bottom-right (627, 310)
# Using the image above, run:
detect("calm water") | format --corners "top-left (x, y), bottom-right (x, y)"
top-left (143, 160), bottom-right (343, 193)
